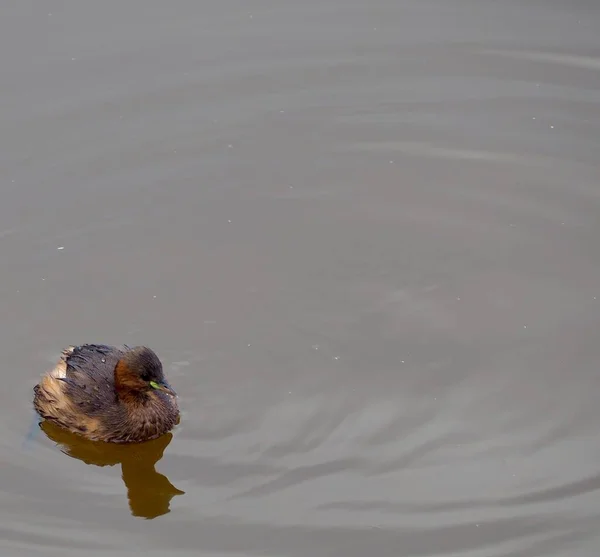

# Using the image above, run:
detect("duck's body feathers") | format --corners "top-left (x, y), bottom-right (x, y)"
top-left (33, 344), bottom-right (179, 443)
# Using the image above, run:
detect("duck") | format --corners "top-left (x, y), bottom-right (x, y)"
top-left (33, 344), bottom-right (179, 443)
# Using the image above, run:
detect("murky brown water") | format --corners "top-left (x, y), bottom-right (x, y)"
top-left (1, 1), bottom-right (600, 555)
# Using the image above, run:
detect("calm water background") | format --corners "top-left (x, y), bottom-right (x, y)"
top-left (1, 1), bottom-right (600, 555)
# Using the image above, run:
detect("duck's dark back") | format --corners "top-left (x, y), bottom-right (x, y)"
top-left (62, 344), bottom-right (130, 413)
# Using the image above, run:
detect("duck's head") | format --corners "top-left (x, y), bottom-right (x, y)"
top-left (114, 346), bottom-right (176, 399)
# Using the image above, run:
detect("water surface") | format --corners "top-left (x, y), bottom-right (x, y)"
top-left (1, 1), bottom-right (600, 555)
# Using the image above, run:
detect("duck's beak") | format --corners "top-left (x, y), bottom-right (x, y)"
top-left (149, 380), bottom-right (177, 397)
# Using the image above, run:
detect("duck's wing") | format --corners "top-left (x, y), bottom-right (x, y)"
top-left (34, 344), bottom-right (130, 424)
top-left (65, 344), bottom-right (126, 378)
top-left (57, 344), bottom-right (129, 400)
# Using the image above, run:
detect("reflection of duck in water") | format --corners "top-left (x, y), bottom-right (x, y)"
top-left (33, 344), bottom-right (179, 443)
top-left (41, 420), bottom-right (185, 519)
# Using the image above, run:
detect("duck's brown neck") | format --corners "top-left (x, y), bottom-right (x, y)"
top-left (114, 361), bottom-right (149, 405)
top-left (116, 388), bottom-right (151, 406)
